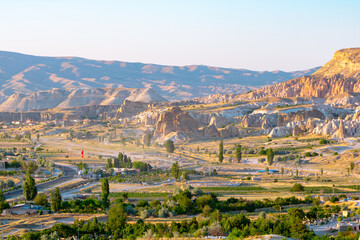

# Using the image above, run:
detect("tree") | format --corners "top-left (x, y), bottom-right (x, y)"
top-left (330, 196), bottom-right (339, 203)
top-left (106, 158), bottom-right (113, 170)
top-left (107, 204), bottom-right (127, 233)
top-left (291, 183), bottom-right (304, 192)
top-left (235, 145), bottom-right (242, 163)
top-left (23, 172), bottom-right (37, 201)
top-left (350, 162), bottom-right (355, 172)
top-left (281, 167), bottom-right (284, 176)
top-left (320, 168), bottom-right (323, 175)
top-left (218, 140), bottom-right (224, 163)
top-left (51, 187), bottom-right (62, 212)
top-left (266, 148), bottom-right (274, 166)
top-left (171, 161), bottom-right (180, 181)
top-left (34, 193), bottom-right (48, 206)
top-left (25, 132), bottom-right (31, 140)
top-left (114, 157), bottom-right (120, 168)
top-left (182, 171), bottom-right (189, 181)
top-left (288, 207), bottom-right (305, 219)
top-left (118, 152), bottom-right (123, 165)
top-left (0, 190), bottom-right (9, 211)
top-left (101, 178), bottom-right (110, 209)
top-left (145, 133), bottom-right (151, 147)
top-left (164, 140), bottom-right (175, 153)
top-left (21, 161), bottom-right (38, 174)
top-left (202, 205), bottom-right (212, 217)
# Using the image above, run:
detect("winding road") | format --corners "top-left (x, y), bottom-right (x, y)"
top-left (4, 163), bottom-right (78, 200)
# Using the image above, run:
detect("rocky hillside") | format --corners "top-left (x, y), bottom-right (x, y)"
top-left (0, 87), bottom-right (166, 112)
top-left (239, 48), bottom-right (360, 100)
top-left (0, 51), bottom-right (319, 102)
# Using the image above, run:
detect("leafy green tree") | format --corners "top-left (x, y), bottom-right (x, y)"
top-left (281, 167), bottom-right (284, 176)
top-left (182, 171), bottom-right (189, 181)
top-left (118, 152), bottom-right (123, 164)
top-left (25, 132), bottom-right (31, 140)
top-left (171, 161), bottom-right (180, 181)
top-left (202, 205), bottom-right (212, 217)
top-left (350, 162), bottom-right (355, 172)
top-left (235, 145), bottom-right (242, 163)
top-left (51, 187), bottom-right (62, 212)
top-left (23, 172), bottom-right (37, 201)
top-left (101, 178), bottom-right (110, 209)
top-left (266, 148), bottom-right (274, 166)
top-left (291, 183), bottom-right (304, 192)
top-left (164, 140), bottom-right (175, 153)
top-left (106, 158), bottom-right (113, 170)
top-left (218, 140), bottom-right (224, 163)
top-left (77, 162), bottom-right (88, 171)
top-left (145, 133), bottom-right (151, 147)
top-left (319, 139), bottom-right (330, 145)
top-left (0, 190), bottom-right (9, 211)
top-left (107, 204), bottom-right (127, 233)
top-left (330, 196), bottom-right (339, 203)
top-left (21, 161), bottom-right (38, 174)
top-left (114, 157), bottom-right (120, 168)
top-left (34, 193), bottom-right (48, 206)
top-left (288, 207), bottom-right (305, 219)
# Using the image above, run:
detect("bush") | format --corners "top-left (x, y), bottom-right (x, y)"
top-left (158, 207), bottom-right (169, 218)
top-left (33, 193), bottom-right (48, 207)
top-left (330, 196), bottom-right (339, 203)
top-left (291, 183), bottom-right (304, 192)
top-left (164, 140), bottom-right (175, 153)
top-left (319, 139), bottom-right (330, 145)
top-left (140, 209), bottom-right (149, 219)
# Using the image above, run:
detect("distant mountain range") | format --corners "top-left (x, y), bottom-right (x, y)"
top-left (0, 87), bottom-right (166, 112)
top-left (0, 51), bottom-right (320, 104)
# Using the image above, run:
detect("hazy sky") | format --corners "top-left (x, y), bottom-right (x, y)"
top-left (0, 0), bottom-right (359, 71)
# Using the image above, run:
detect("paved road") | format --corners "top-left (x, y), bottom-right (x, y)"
top-left (4, 164), bottom-right (78, 200)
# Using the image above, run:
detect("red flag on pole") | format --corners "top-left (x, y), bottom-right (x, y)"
top-left (81, 150), bottom-right (84, 158)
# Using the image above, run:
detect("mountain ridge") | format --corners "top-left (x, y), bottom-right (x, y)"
top-left (0, 87), bottom-right (166, 112)
top-left (0, 50), bottom-right (320, 102)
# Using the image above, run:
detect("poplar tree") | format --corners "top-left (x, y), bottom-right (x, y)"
top-left (102, 178), bottom-right (110, 209)
top-left (218, 140), bottom-right (224, 163)
top-left (23, 172), bottom-right (37, 201)
top-left (235, 145), bottom-right (242, 163)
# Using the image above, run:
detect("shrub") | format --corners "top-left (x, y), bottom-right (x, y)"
top-left (291, 183), bottom-right (304, 192)
top-left (140, 209), bottom-right (149, 219)
top-left (33, 193), bottom-right (48, 207)
top-left (164, 140), bottom-right (175, 153)
top-left (330, 196), bottom-right (339, 203)
top-left (319, 139), bottom-right (330, 145)
top-left (158, 207), bottom-right (169, 218)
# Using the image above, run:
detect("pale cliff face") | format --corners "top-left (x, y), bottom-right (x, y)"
top-left (238, 48), bottom-right (360, 100)
top-left (313, 48), bottom-right (360, 79)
